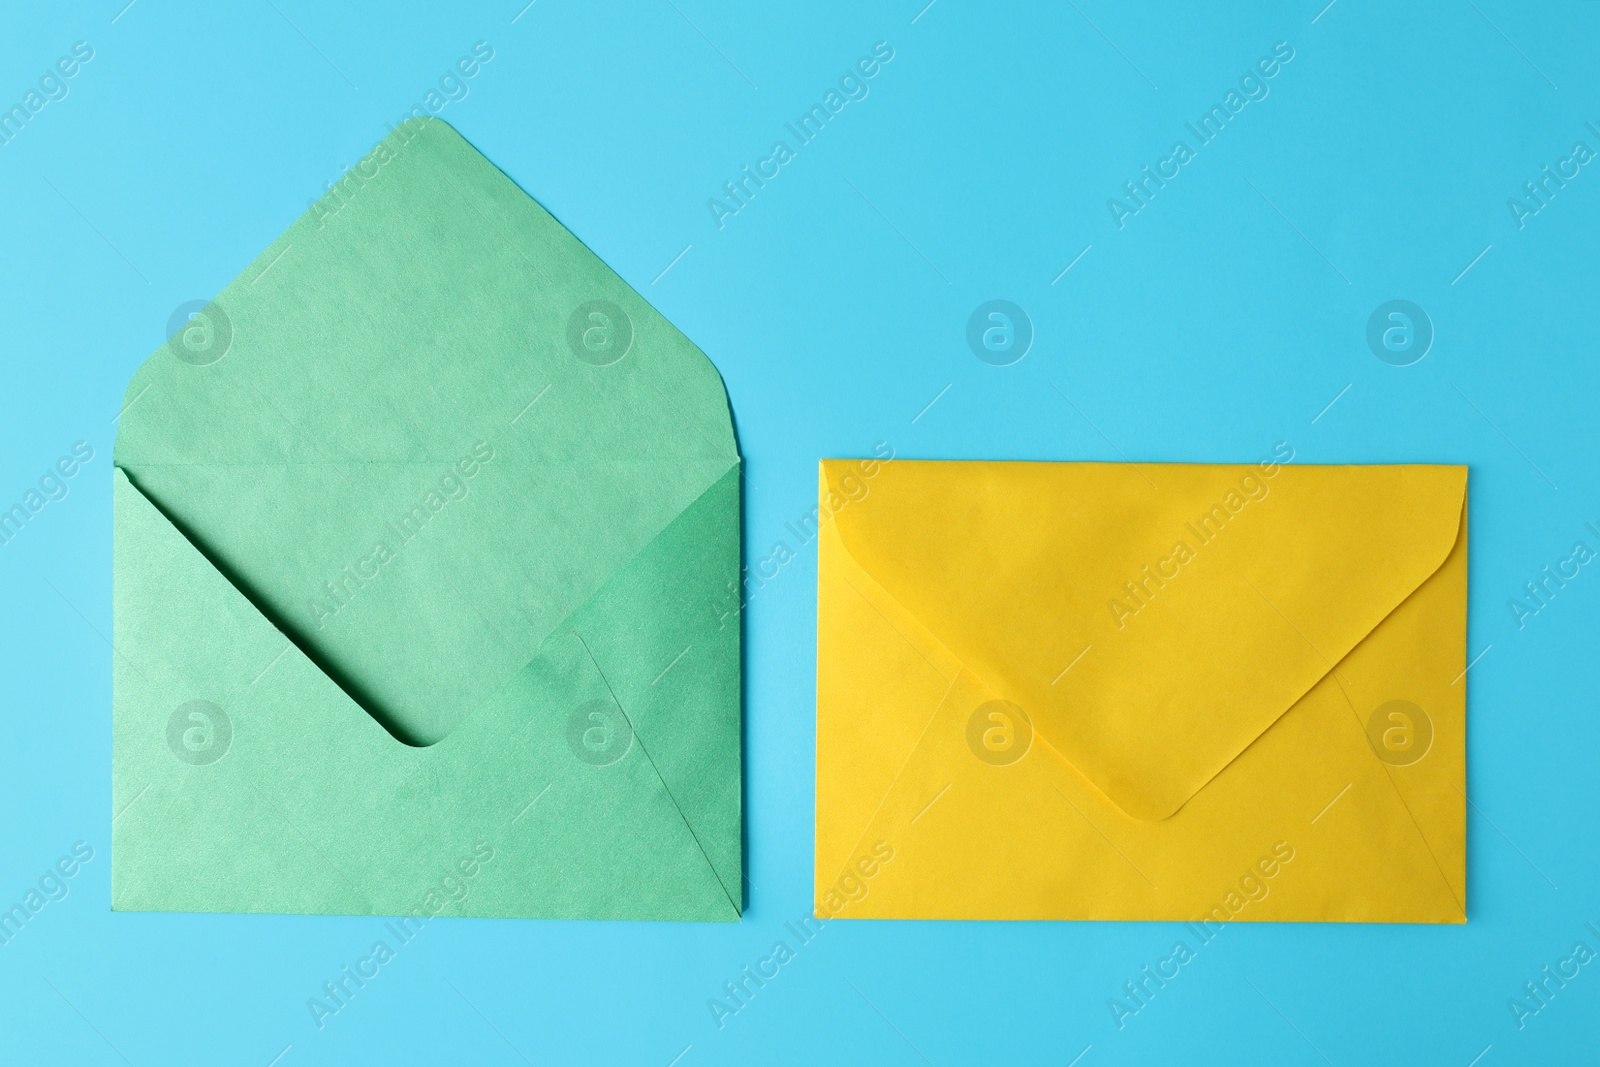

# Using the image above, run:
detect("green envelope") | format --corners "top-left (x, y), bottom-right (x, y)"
top-left (111, 119), bottom-right (742, 921)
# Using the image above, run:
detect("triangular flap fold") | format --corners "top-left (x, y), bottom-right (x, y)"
top-left (826, 460), bottom-right (1466, 821)
top-left (111, 117), bottom-right (740, 747)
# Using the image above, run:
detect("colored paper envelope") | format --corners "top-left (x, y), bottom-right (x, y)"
top-left (112, 119), bottom-right (741, 921)
top-left (816, 457), bottom-right (1466, 922)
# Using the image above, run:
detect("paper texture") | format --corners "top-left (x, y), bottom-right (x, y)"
top-left (815, 458), bottom-right (1466, 923)
top-left (112, 118), bottom-right (741, 921)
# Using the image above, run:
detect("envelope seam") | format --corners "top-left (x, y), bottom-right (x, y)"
top-left (1329, 673), bottom-right (1467, 919)
top-left (568, 630), bottom-right (741, 919)
top-left (532, 458), bottom-right (741, 650)
top-left (836, 571), bottom-right (956, 686)
top-left (819, 669), bottom-right (961, 906)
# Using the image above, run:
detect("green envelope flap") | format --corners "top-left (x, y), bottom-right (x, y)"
top-left (111, 119), bottom-right (742, 921)
top-left (113, 117), bottom-right (737, 747)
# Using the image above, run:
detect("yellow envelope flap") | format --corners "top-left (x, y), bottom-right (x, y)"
top-left (825, 459), bottom-right (1466, 821)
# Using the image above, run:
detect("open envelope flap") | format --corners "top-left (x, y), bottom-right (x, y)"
top-left (112, 118), bottom-right (738, 748)
top-left (826, 460), bottom-right (1466, 821)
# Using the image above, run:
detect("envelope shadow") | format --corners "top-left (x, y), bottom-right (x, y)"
top-left (728, 402), bottom-right (751, 917)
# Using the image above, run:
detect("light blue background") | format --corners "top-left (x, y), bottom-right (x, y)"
top-left (3, 1), bottom-right (1598, 1063)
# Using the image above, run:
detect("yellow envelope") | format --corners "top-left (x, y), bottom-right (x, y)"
top-left (815, 456), bottom-right (1467, 922)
